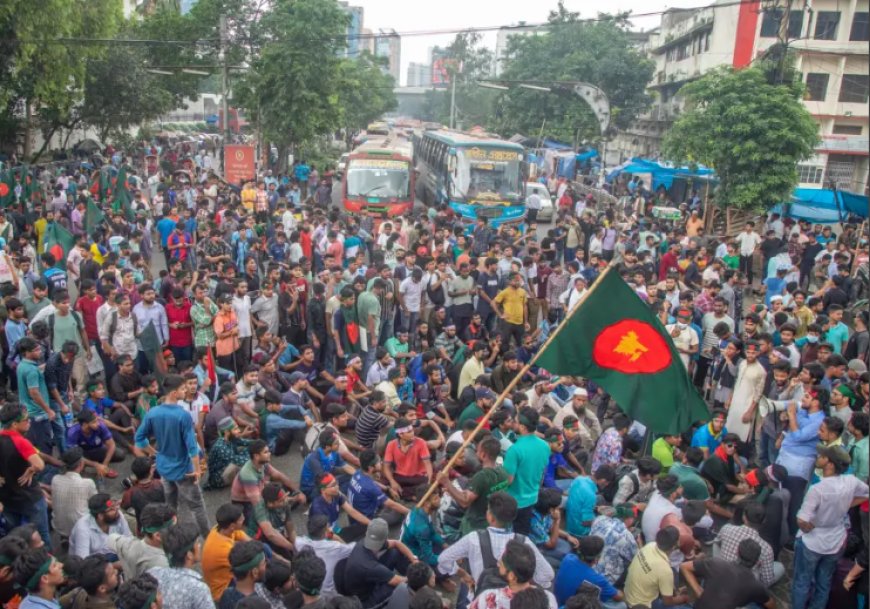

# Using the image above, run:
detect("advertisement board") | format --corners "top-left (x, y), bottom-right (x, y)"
top-left (224, 145), bottom-right (256, 185)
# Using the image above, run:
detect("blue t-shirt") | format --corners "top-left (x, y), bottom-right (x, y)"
top-left (156, 217), bottom-right (177, 248)
top-left (763, 276), bottom-right (786, 308)
top-left (299, 448), bottom-right (346, 496)
top-left (554, 553), bottom-right (618, 605)
top-left (347, 471), bottom-right (387, 518)
top-left (277, 344), bottom-right (301, 368)
top-left (67, 421), bottom-right (113, 450)
top-left (565, 476), bottom-right (597, 537)
top-left (309, 494), bottom-right (344, 528)
top-left (543, 452), bottom-right (569, 489)
top-left (691, 423), bottom-right (727, 454)
top-left (84, 397), bottom-right (115, 417)
top-left (294, 164), bottom-right (310, 183)
top-left (134, 403), bottom-right (198, 481)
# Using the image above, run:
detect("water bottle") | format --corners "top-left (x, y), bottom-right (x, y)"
top-left (63, 411), bottom-right (73, 428)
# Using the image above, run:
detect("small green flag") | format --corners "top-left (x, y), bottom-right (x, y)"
top-left (112, 165), bottom-right (134, 221)
top-left (536, 266), bottom-right (710, 435)
top-left (85, 199), bottom-right (106, 234)
top-left (139, 321), bottom-right (168, 381)
top-left (43, 222), bottom-right (76, 269)
top-left (0, 171), bottom-right (14, 207)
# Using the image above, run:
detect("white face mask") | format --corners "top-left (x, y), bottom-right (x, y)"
top-left (676, 322), bottom-right (688, 330)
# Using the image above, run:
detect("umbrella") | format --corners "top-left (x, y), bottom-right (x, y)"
top-left (76, 138), bottom-right (102, 151)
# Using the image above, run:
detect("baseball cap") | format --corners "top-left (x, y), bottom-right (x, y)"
top-left (475, 387), bottom-right (496, 401)
top-left (818, 444), bottom-right (851, 469)
top-left (363, 518), bottom-right (389, 552)
top-left (848, 359), bottom-right (868, 374)
top-left (288, 371), bottom-right (307, 383)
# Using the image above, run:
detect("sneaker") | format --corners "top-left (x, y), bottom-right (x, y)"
top-left (121, 476), bottom-right (134, 490)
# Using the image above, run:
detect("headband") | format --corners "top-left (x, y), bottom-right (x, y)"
top-left (138, 591), bottom-right (158, 609)
top-left (318, 473), bottom-right (337, 489)
top-left (297, 582), bottom-right (321, 597)
top-left (26, 557), bottom-right (54, 591)
top-left (233, 552), bottom-right (265, 574)
top-left (395, 425), bottom-right (413, 435)
top-left (142, 519), bottom-right (174, 535)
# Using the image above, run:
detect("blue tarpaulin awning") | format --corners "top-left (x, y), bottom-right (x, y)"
top-left (772, 188), bottom-right (869, 223)
top-left (606, 157), bottom-right (716, 191)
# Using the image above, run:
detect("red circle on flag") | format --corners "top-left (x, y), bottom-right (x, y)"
top-left (592, 319), bottom-right (672, 374)
top-left (49, 244), bottom-right (64, 262)
top-left (0, 184), bottom-right (8, 197)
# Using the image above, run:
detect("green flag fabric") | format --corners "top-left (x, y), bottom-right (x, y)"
top-left (536, 266), bottom-right (710, 435)
top-left (139, 321), bottom-right (168, 381)
top-left (85, 199), bottom-right (106, 234)
top-left (112, 165), bottom-right (134, 220)
top-left (0, 171), bottom-right (15, 207)
top-left (43, 222), bottom-right (76, 269)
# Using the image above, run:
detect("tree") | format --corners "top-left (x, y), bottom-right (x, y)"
top-left (662, 64), bottom-right (819, 211)
top-left (336, 54), bottom-right (397, 147)
top-left (493, 5), bottom-right (654, 144)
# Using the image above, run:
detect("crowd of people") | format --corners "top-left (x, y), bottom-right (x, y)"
top-left (0, 146), bottom-right (866, 609)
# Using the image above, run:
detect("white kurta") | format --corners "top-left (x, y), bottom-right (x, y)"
top-left (726, 359), bottom-right (767, 442)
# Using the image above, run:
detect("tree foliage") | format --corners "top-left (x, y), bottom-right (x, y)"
top-left (493, 4), bottom-right (654, 143)
top-left (662, 64), bottom-right (819, 211)
top-left (336, 54), bottom-right (397, 145)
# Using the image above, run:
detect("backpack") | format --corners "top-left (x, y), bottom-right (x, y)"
top-left (301, 422), bottom-right (329, 457)
top-left (47, 311), bottom-right (84, 350)
top-left (603, 463), bottom-right (639, 504)
top-left (426, 274), bottom-right (445, 306)
top-left (475, 530), bottom-right (527, 594)
top-left (108, 310), bottom-right (139, 342)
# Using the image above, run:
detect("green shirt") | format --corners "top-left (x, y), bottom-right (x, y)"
top-left (457, 402), bottom-right (484, 428)
top-left (669, 463), bottom-right (710, 500)
top-left (51, 311), bottom-right (84, 350)
top-left (504, 434), bottom-right (551, 509)
top-left (651, 438), bottom-right (676, 474)
top-left (356, 291), bottom-right (382, 342)
top-left (851, 436), bottom-right (869, 482)
top-left (18, 359), bottom-right (50, 420)
top-left (462, 465), bottom-right (511, 534)
top-left (384, 337), bottom-right (409, 358)
top-left (722, 254), bottom-right (740, 270)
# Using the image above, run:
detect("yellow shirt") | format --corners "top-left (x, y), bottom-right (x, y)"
top-left (90, 243), bottom-right (105, 265)
top-left (458, 356), bottom-right (485, 396)
top-left (34, 218), bottom-right (47, 253)
top-left (241, 186), bottom-right (256, 212)
top-left (201, 527), bottom-right (249, 600)
top-left (625, 542), bottom-right (674, 607)
top-left (493, 287), bottom-right (527, 326)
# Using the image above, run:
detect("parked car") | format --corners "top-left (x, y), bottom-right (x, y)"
top-left (337, 153), bottom-right (349, 177)
top-left (525, 181), bottom-right (555, 222)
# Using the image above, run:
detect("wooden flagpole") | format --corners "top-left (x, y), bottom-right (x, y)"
top-left (414, 262), bottom-right (619, 509)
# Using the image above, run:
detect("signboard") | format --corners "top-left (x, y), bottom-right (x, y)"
top-left (224, 145), bottom-right (256, 185)
top-left (465, 148), bottom-right (522, 162)
top-left (350, 159), bottom-right (408, 170)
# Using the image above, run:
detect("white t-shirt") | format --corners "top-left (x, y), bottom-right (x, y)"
top-left (399, 277), bottom-right (424, 312)
top-left (232, 295), bottom-right (253, 338)
top-left (735, 231), bottom-right (762, 256)
top-left (665, 323), bottom-right (699, 367)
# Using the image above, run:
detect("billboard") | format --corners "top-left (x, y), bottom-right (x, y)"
top-left (431, 48), bottom-right (452, 87)
top-left (224, 145), bottom-right (256, 185)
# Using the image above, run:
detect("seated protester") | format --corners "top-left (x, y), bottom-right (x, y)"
top-left (261, 388), bottom-right (313, 456)
top-left (457, 386), bottom-right (497, 429)
top-left (589, 414), bottom-right (631, 473)
top-left (61, 554), bottom-right (122, 608)
top-left (530, 488), bottom-right (578, 569)
top-left (348, 449), bottom-right (410, 527)
top-left (12, 547), bottom-right (67, 609)
top-left (66, 408), bottom-right (125, 470)
top-left (554, 535), bottom-right (626, 608)
top-left (715, 501), bottom-right (783, 588)
top-left (367, 347), bottom-right (397, 387)
top-left (407, 562), bottom-right (442, 609)
top-left (469, 539), bottom-right (559, 609)
top-left (108, 503), bottom-right (173, 579)
top-left (83, 379), bottom-right (135, 452)
top-left (300, 429), bottom-right (354, 500)
top-left (588, 503), bottom-right (640, 588)
top-left (701, 432), bottom-right (750, 505)
top-left (230, 440), bottom-right (304, 559)
top-left (559, 415), bottom-right (588, 472)
top-left (258, 483), bottom-right (296, 559)
top-left (303, 402), bottom-right (363, 468)
top-left (309, 472), bottom-right (370, 543)
top-left (50, 448), bottom-right (98, 541)
top-left (435, 442), bottom-right (473, 543)
top-left (69, 492), bottom-right (133, 559)
top-left (294, 514), bottom-right (354, 597)
top-left (108, 353), bottom-right (145, 411)
top-left (605, 456), bottom-right (661, 506)
top-left (217, 540), bottom-right (267, 609)
top-left (207, 417), bottom-right (254, 490)
top-left (415, 364), bottom-right (454, 428)
top-left (490, 409), bottom-right (517, 455)
top-left (566, 465), bottom-right (616, 537)
top-left (748, 464), bottom-right (790, 559)
top-left (337, 518), bottom-right (416, 608)
top-left (193, 346), bottom-right (235, 391)
top-left (437, 492), bottom-right (554, 592)
top-left (202, 503), bottom-right (251, 601)
top-left (134, 374), bottom-right (161, 423)
top-left (384, 402), bottom-right (446, 452)
top-left (120, 457), bottom-right (166, 532)
top-left (286, 548), bottom-right (328, 609)
top-left (624, 526), bottom-right (691, 609)
top-left (116, 572), bottom-right (162, 609)
top-left (690, 408), bottom-right (727, 459)
top-left (234, 365), bottom-right (268, 428)
top-left (542, 428), bottom-right (579, 493)
top-left (669, 447), bottom-right (711, 502)
top-left (354, 390), bottom-right (393, 451)
top-left (254, 559), bottom-right (293, 608)
top-left (651, 433), bottom-right (682, 475)
top-left (680, 538), bottom-right (775, 609)
top-left (205, 382), bottom-right (256, 448)
top-left (383, 417), bottom-right (433, 500)
top-left (400, 485), bottom-right (450, 589)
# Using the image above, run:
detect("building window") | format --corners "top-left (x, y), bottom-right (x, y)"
top-left (797, 164), bottom-right (825, 184)
top-left (839, 74), bottom-right (870, 103)
top-left (805, 73), bottom-right (829, 101)
top-left (832, 124), bottom-right (863, 135)
top-left (826, 156), bottom-right (858, 190)
top-left (814, 11), bottom-right (840, 40)
top-left (704, 32), bottom-right (711, 51)
top-left (761, 9), bottom-right (804, 38)
top-left (851, 12), bottom-right (869, 41)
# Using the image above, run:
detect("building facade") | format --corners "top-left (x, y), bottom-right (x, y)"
top-left (612, 0), bottom-right (869, 194)
top-left (374, 29), bottom-right (402, 82)
top-left (407, 62), bottom-right (432, 87)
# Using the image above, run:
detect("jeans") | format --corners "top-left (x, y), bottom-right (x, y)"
top-left (539, 538), bottom-right (573, 569)
top-left (651, 599), bottom-right (691, 609)
top-left (170, 345), bottom-right (193, 364)
top-left (792, 538), bottom-right (841, 609)
top-left (759, 431), bottom-right (779, 468)
top-left (26, 418), bottom-right (54, 455)
top-left (601, 600), bottom-right (628, 609)
top-left (784, 475), bottom-right (809, 538)
top-left (49, 399), bottom-right (68, 453)
top-left (162, 477), bottom-right (211, 538)
top-left (5, 496), bottom-right (51, 550)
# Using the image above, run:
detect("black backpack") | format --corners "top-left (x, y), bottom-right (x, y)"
top-left (426, 274), bottom-right (445, 306)
top-left (475, 530), bottom-right (526, 594)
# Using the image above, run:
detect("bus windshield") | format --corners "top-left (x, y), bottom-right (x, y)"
top-left (451, 148), bottom-right (523, 202)
top-left (346, 158), bottom-right (411, 199)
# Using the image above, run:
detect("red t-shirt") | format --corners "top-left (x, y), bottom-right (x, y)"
top-left (0, 430), bottom-right (36, 460)
top-left (384, 437), bottom-right (431, 477)
top-left (165, 299), bottom-right (193, 347)
top-left (75, 294), bottom-right (104, 341)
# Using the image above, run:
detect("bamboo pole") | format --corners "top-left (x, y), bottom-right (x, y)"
top-left (414, 262), bottom-right (619, 509)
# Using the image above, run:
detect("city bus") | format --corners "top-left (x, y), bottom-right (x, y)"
top-left (414, 129), bottom-right (526, 227)
top-left (342, 136), bottom-right (414, 218)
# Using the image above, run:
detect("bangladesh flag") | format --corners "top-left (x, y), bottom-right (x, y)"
top-left (536, 266), bottom-right (710, 435)
top-left (112, 165), bottom-right (134, 220)
top-left (0, 171), bottom-right (14, 206)
top-left (85, 198), bottom-right (106, 234)
top-left (43, 222), bottom-right (76, 269)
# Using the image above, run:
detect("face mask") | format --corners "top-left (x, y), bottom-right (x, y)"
top-left (676, 322), bottom-right (688, 330)
top-left (806, 335), bottom-right (819, 343)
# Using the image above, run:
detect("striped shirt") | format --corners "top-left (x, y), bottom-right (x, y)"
top-left (355, 405), bottom-right (390, 449)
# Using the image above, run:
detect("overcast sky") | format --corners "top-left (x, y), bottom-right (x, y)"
top-left (354, 0), bottom-right (708, 85)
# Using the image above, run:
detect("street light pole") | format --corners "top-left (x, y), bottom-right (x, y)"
top-left (220, 15), bottom-right (230, 144)
top-left (449, 76), bottom-right (457, 129)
